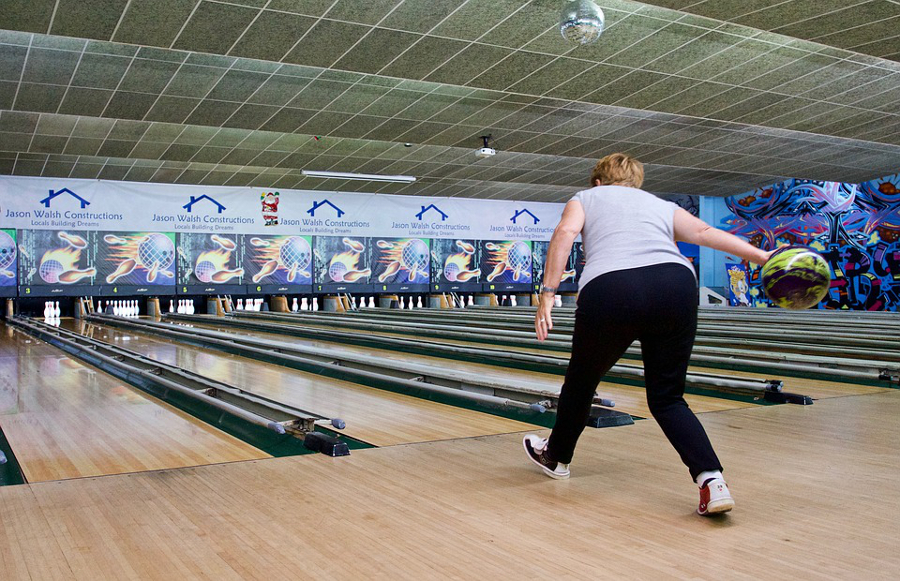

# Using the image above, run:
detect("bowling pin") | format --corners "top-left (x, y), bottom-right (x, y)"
top-left (350, 295), bottom-right (357, 309)
top-left (417, 296), bottom-right (423, 309)
top-left (510, 295), bottom-right (517, 307)
top-left (237, 298), bottom-right (243, 310)
top-left (554, 295), bottom-right (562, 308)
top-left (169, 300), bottom-right (175, 313)
top-left (292, 298), bottom-right (299, 312)
top-left (43, 301), bottom-right (50, 320)
top-left (368, 296), bottom-right (375, 308)
top-left (312, 297), bottom-right (319, 312)
top-left (407, 296), bottom-right (413, 310)
top-left (54, 301), bottom-right (61, 319)
top-left (189, 300), bottom-right (195, 315)
top-left (300, 297), bottom-right (308, 311)
top-left (468, 295), bottom-right (474, 306)
top-left (134, 301), bottom-right (140, 317)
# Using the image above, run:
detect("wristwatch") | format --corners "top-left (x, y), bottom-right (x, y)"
top-left (540, 285), bottom-right (557, 295)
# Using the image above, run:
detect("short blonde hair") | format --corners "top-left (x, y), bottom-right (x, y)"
top-left (590, 153), bottom-right (644, 188)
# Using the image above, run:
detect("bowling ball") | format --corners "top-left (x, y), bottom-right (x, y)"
top-left (0, 231), bottom-right (16, 271)
top-left (195, 259), bottom-right (217, 283)
top-left (39, 259), bottom-right (64, 284)
top-left (761, 246), bottom-right (831, 309)
top-left (280, 236), bottom-right (311, 270)
top-left (138, 233), bottom-right (174, 269)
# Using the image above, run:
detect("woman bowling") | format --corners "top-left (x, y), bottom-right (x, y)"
top-left (524, 153), bottom-right (773, 516)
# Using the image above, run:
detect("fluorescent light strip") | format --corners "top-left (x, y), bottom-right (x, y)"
top-left (301, 170), bottom-right (416, 183)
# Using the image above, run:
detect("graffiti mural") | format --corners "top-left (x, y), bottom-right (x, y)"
top-left (722, 176), bottom-right (900, 311)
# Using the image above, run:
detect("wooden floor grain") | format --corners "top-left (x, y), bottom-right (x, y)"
top-left (0, 390), bottom-right (896, 580)
top-left (0, 326), bottom-right (268, 483)
top-left (64, 320), bottom-right (538, 446)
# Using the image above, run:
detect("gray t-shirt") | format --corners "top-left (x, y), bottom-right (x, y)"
top-left (573, 185), bottom-right (695, 291)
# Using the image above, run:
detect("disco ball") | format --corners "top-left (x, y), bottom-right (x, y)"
top-left (138, 233), bottom-right (175, 270)
top-left (280, 236), bottom-right (311, 271)
top-left (443, 261), bottom-right (460, 282)
top-left (328, 261), bottom-right (348, 282)
top-left (0, 231), bottom-right (16, 271)
top-left (560, 0), bottom-right (605, 45)
top-left (39, 259), bottom-right (64, 284)
top-left (507, 241), bottom-right (532, 274)
top-left (195, 259), bottom-right (216, 283)
top-left (401, 239), bottom-right (428, 277)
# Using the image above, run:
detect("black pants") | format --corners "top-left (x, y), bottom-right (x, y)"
top-left (546, 263), bottom-right (722, 481)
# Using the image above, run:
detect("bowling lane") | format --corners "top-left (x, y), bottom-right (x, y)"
top-left (0, 323), bottom-right (268, 483)
top-left (166, 319), bottom-right (757, 417)
top-left (184, 316), bottom-right (888, 400)
top-left (62, 320), bottom-right (537, 446)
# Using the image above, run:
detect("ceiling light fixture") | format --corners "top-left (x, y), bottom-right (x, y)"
top-left (560, 0), bottom-right (605, 45)
top-left (301, 170), bottom-right (416, 183)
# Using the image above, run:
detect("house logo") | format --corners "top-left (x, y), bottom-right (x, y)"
top-left (510, 208), bottom-right (539, 225)
top-left (308, 199), bottom-right (344, 217)
top-left (183, 194), bottom-right (226, 214)
top-left (416, 204), bottom-right (448, 221)
top-left (40, 187), bottom-right (90, 209)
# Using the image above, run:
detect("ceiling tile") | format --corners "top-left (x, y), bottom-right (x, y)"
top-left (118, 58), bottom-right (181, 93)
top-left (229, 10), bottom-right (316, 61)
top-left (22, 48), bottom-right (80, 85)
top-left (114, 0), bottom-right (199, 47)
top-left (469, 51), bottom-right (556, 91)
top-left (324, 0), bottom-right (401, 25)
top-left (208, 69), bottom-right (272, 102)
top-left (332, 29), bottom-right (421, 74)
top-left (51, 0), bottom-right (129, 40)
top-left (0, 45), bottom-right (28, 82)
top-left (507, 57), bottom-right (596, 96)
top-left (430, 0), bottom-right (527, 41)
top-left (380, 0), bottom-right (467, 33)
top-left (14, 83), bottom-right (67, 113)
top-left (379, 36), bottom-right (469, 80)
top-left (283, 19), bottom-right (371, 68)
top-left (144, 96), bottom-right (200, 123)
top-left (103, 91), bottom-right (158, 120)
top-left (172, 1), bottom-right (260, 54)
top-left (184, 99), bottom-right (241, 126)
top-left (163, 64), bottom-right (228, 99)
top-left (425, 44), bottom-right (513, 86)
top-left (2, 0), bottom-right (55, 33)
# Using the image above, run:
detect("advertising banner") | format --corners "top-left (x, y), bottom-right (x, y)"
top-left (430, 238), bottom-right (482, 293)
top-left (97, 231), bottom-right (176, 296)
top-left (18, 229), bottom-right (98, 297)
top-left (0, 229), bottom-right (16, 297)
top-left (176, 232), bottom-right (245, 295)
top-left (244, 234), bottom-right (313, 294)
top-left (314, 235), bottom-right (373, 293)
top-left (480, 239), bottom-right (533, 292)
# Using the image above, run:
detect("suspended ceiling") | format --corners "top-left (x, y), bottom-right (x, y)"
top-left (1, 0), bottom-right (900, 201)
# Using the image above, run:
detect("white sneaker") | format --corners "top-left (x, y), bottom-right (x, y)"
top-left (698, 478), bottom-right (734, 515)
top-left (523, 435), bottom-right (570, 480)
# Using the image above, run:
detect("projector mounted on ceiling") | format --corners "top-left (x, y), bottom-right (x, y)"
top-left (475, 135), bottom-right (496, 159)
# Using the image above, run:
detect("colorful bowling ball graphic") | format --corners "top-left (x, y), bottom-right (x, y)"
top-left (39, 259), bottom-right (65, 284)
top-left (443, 261), bottom-right (460, 282)
top-left (328, 260), bottom-right (348, 282)
top-left (0, 231), bottom-right (15, 271)
top-left (195, 259), bottom-right (217, 283)
top-left (507, 240), bottom-right (532, 273)
top-left (761, 246), bottom-right (831, 309)
top-left (401, 239), bottom-right (428, 274)
top-left (280, 236), bottom-right (311, 270)
top-left (138, 233), bottom-right (174, 269)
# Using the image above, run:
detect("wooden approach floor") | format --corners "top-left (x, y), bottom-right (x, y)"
top-left (0, 325), bottom-right (268, 482)
top-left (65, 320), bottom-right (537, 447)
top-left (1, 389), bottom-right (897, 580)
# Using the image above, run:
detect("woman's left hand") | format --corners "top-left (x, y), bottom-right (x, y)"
top-left (535, 295), bottom-right (554, 341)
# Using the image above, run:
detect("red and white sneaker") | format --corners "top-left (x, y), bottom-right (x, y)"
top-left (697, 478), bottom-right (734, 515)
top-left (523, 435), bottom-right (570, 480)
